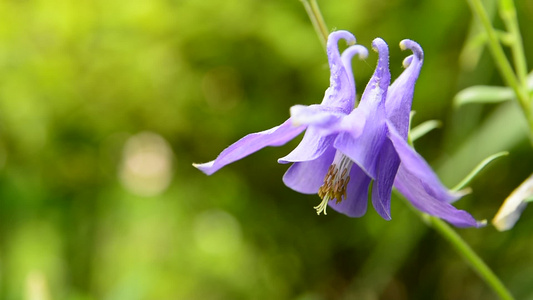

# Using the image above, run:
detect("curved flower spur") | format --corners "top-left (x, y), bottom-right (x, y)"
top-left (194, 31), bottom-right (484, 228)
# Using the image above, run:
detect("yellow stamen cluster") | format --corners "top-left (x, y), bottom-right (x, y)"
top-left (318, 165), bottom-right (350, 203)
top-left (315, 155), bottom-right (352, 215)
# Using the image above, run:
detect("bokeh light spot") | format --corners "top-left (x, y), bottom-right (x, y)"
top-left (119, 131), bottom-right (173, 197)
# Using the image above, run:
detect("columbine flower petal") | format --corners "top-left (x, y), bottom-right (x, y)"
top-left (393, 162), bottom-right (482, 227)
top-left (194, 119), bottom-right (306, 175)
top-left (388, 126), bottom-right (482, 228)
top-left (278, 128), bottom-right (336, 164)
top-left (371, 139), bottom-right (399, 220)
top-left (328, 165), bottom-right (371, 217)
top-left (290, 104), bottom-right (347, 127)
top-left (282, 146), bottom-right (336, 194)
top-left (386, 39), bottom-right (424, 139)
top-left (333, 38), bottom-right (390, 179)
top-left (388, 126), bottom-right (462, 203)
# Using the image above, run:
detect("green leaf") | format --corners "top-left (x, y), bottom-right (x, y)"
top-left (454, 71), bottom-right (533, 108)
top-left (410, 120), bottom-right (442, 143)
top-left (451, 151), bottom-right (508, 192)
top-left (454, 85), bottom-right (514, 107)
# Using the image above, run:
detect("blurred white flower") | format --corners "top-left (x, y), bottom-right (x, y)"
top-left (493, 173), bottom-right (533, 231)
top-left (25, 270), bottom-right (50, 300)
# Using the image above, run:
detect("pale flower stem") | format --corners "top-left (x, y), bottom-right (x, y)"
top-left (309, 0), bottom-right (330, 42)
top-left (299, 0), bottom-right (328, 50)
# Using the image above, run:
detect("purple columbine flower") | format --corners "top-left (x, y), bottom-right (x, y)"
top-left (194, 31), bottom-right (483, 228)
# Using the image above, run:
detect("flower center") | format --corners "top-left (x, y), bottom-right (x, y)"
top-left (315, 152), bottom-right (353, 215)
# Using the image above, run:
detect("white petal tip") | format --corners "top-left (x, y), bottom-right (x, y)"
top-left (402, 55), bottom-right (413, 68)
top-left (492, 208), bottom-right (526, 231)
top-left (192, 161), bottom-right (215, 175)
top-left (492, 216), bottom-right (517, 231)
top-left (358, 50), bottom-right (369, 60)
top-left (399, 40), bottom-right (408, 50)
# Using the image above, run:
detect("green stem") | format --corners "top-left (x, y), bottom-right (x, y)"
top-left (499, 0), bottom-right (528, 86)
top-left (424, 215), bottom-right (515, 300)
top-left (309, 0), bottom-right (329, 41)
top-left (466, 0), bottom-right (533, 144)
top-left (299, 0), bottom-right (329, 50)
top-left (399, 190), bottom-right (514, 299)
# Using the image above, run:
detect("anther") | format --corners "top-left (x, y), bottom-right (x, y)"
top-left (314, 152), bottom-right (354, 215)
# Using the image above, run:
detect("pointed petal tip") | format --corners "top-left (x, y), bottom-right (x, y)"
top-left (431, 214), bottom-right (486, 228)
top-left (477, 219), bottom-right (488, 228)
top-left (366, 38), bottom-right (390, 92)
top-left (372, 188), bottom-right (392, 221)
top-left (193, 161), bottom-right (216, 175)
top-left (277, 158), bottom-right (287, 164)
top-left (448, 213), bottom-right (487, 228)
top-left (459, 218), bottom-right (487, 228)
top-left (373, 203), bottom-right (391, 220)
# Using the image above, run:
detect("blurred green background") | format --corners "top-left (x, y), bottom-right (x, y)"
top-left (1, 0), bottom-right (533, 299)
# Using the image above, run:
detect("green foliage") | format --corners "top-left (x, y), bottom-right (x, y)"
top-left (454, 85), bottom-right (515, 106)
top-left (451, 151), bottom-right (508, 192)
top-left (409, 119), bottom-right (442, 145)
top-left (0, 0), bottom-right (532, 299)
top-left (454, 71), bottom-right (533, 107)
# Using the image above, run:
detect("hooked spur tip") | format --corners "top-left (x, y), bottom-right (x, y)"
top-left (399, 39), bottom-right (424, 60)
top-left (402, 55), bottom-right (414, 68)
top-left (328, 30), bottom-right (356, 50)
top-left (341, 44), bottom-right (369, 61)
top-left (371, 38), bottom-right (390, 70)
top-left (371, 37), bottom-right (388, 54)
